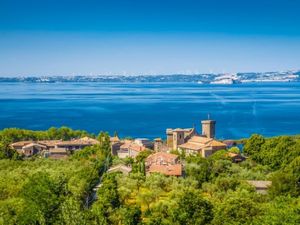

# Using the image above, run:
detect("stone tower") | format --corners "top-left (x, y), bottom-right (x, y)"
top-left (201, 120), bottom-right (216, 138)
top-left (166, 129), bottom-right (173, 150)
top-left (154, 138), bottom-right (163, 152)
top-left (172, 129), bottom-right (185, 150)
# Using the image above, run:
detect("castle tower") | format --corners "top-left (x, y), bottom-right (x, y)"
top-left (173, 129), bottom-right (185, 150)
top-left (166, 129), bottom-right (173, 150)
top-left (154, 138), bottom-right (163, 152)
top-left (201, 120), bottom-right (216, 138)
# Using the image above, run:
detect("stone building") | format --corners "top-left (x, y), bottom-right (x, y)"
top-left (166, 127), bottom-right (196, 150)
top-left (145, 152), bottom-right (182, 176)
top-left (179, 136), bottom-right (226, 157)
top-left (118, 140), bottom-right (147, 158)
top-left (11, 137), bottom-right (99, 157)
top-left (165, 119), bottom-right (227, 157)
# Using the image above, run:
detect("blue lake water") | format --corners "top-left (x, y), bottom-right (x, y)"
top-left (0, 82), bottom-right (299, 139)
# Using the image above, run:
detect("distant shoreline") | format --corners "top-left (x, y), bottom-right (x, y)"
top-left (0, 70), bottom-right (299, 84)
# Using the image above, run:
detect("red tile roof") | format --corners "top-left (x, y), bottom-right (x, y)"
top-left (146, 152), bottom-right (178, 163)
top-left (120, 141), bottom-right (145, 152)
top-left (148, 164), bottom-right (182, 176)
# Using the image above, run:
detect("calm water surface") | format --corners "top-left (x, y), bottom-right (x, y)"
top-left (0, 82), bottom-right (299, 139)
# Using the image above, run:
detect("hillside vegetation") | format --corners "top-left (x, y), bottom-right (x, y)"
top-left (0, 128), bottom-right (299, 225)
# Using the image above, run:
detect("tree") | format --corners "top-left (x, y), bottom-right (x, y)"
top-left (59, 197), bottom-right (88, 225)
top-left (185, 156), bottom-right (210, 187)
top-left (0, 138), bottom-right (19, 160)
top-left (269, 156), bottom-right (300, 197)
top-left (254, 196), bottom-right (300, 225)
top-left (228, 147), bottom-right (240, 154)
top-left (243, 134), bottom-right (265, 158)
top-left (0, 197), bottom-right (45, 225)
top-left (113, 205), bottom-right (142, 225)
top-left (171, 190), bottom-right (213, 225)
top-left (212, 191), bottom-right (261, 225)
top-left (97, 131), bottom-right (111, 157)
top-left (20, 172), bottom-right (67, 224)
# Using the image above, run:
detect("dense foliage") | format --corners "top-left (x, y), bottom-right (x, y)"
top-left (0, 127), bottom-right (92, 143)
top-left (0, 130), bottom-right (300, 224)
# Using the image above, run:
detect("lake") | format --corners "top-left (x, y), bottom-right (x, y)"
top-left (0, 82), bottom-right (299, 139)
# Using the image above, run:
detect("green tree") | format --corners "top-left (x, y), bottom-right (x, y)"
top-left (254, 196), bottom-right (300, 225)
top-left (185, 156), bottom-right (210, 187)
top-left (0, 197), bottom-right (45, 225)
top-left (212, 191), bottom-right (261, 225)
top-left (243, 134), bottom-right (265, 158)
top-left (20, 172), bottom-right (67, 224)
top-left (59, 197), bottom-right (88, 225)
top-left (112, 205), bottom-right (142, 225)
top-left (171, 190), bottom-right (213, 225)
top-left (269, 156), bottom-right (300, 197)
top-left (0, 138), bottom-right (18, 160)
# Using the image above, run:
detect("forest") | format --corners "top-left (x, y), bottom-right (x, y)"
top-left (0, 128), bottom-right (299, 225)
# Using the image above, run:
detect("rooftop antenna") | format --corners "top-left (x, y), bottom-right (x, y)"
top-left (207, 113), bottom-right (210, 120)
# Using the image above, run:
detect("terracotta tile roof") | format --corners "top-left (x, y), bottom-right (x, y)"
top-left (120, 141), bottom-right (145, 152)
top-left (11, 141), bottom-right (33, 148)
top-left (39, 140), bottom-right (61, 147)
top-left (188, 136), bottom-right (213, 144)
top-left (148, 164), bottom-right (182, 176)
top-left (178, 142), bottom-right (203, 150)
top-left (209, 140), bottom-right (227, 148)
top-left (179, 135), bottom-right (226, 151)
top-left (146, 152), bottom-right (178, 164)
top-left (56, 137), bottom-right (99, 146)
top-left (22, 143), bottom-right (47, 149)
top-left (79, 137), bottom-right (99, 144)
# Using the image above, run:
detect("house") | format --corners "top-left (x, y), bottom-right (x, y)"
top-left (154, 138), bottom-right (168, 152)
top-left (226, 152), bottom-right (246, 163)
top-left (118, 140), bottom-right (146, 158)
top-left (54, 137), bottom-right (99, 151)
top-left (134, 138), bottom-right (153, 149)
top-left (21, 143), bottom-right (48, 157)
top-left (107, 165), bottom-right (132, 175)
top-left (145, 152), bottom-right (182, 176)
top-left (179, 136), bottom-right (226, 157)
top-left (246, 180), bottom-right (272, 194)
top-left (11, 141), bottom-right (40, 152)
top-left (11, 136), bottom-right (99, 157)
top-left (166, 127), bottom-right (196, 150)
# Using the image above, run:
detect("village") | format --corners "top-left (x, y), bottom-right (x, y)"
top-left (10, 118), bottom-right (271, 194)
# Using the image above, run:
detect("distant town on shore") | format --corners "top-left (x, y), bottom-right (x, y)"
top-left (1, 69), bottom-right (299, 84)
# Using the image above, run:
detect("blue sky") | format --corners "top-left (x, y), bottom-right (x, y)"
top-left (0, 0), bottom-right (299, 76)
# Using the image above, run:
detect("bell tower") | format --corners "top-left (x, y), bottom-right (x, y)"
top-left (173, 129), bottom-right (185, 150)
top-left (201, 117), bottom-right (216, 139)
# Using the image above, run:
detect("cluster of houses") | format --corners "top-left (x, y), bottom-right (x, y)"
top-left (11, 137), bottom-right (99, 159)
top-left (11, 118), bottom-right (270, 193)
top-left (11, 119), bottom-right (237, 165)
top-left (109, 119), bottom-right (244, 177)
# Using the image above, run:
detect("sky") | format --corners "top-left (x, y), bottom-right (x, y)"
top-left (0, 0), bottom-right (300, 76)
